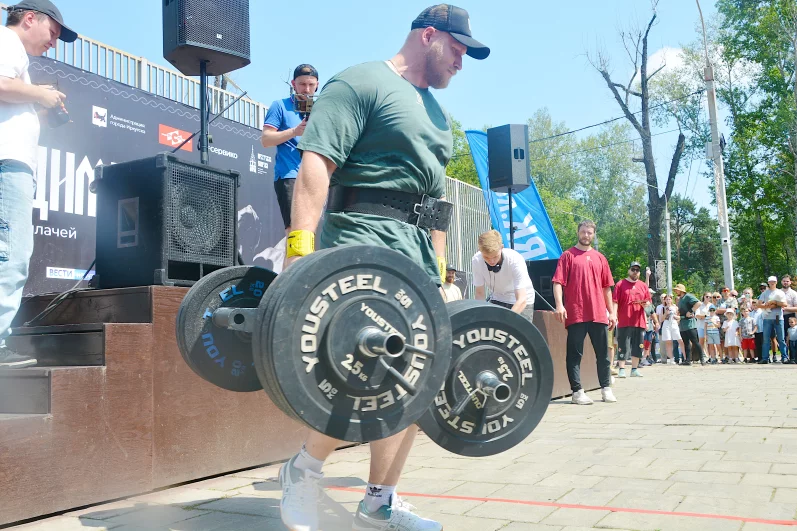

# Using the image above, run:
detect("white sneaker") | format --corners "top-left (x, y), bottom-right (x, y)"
top-left (617, 368), bottom-right (627, 378)
top-left (601, 387), bottom-right (617, 402)
top-left (630, 368), bottom-right (643, 377)
top-left (352, 494), bottom-right (441, 531)
top-left (279, 455), bottom-right (323, 531)
top-left (571, 389), bottom-right (593, 405)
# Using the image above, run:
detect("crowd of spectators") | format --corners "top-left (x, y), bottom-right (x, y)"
top-left (616, 274), bottom-right (797, 367)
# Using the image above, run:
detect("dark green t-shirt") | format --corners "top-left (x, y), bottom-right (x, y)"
top-left (678, 293), bottom-right (700, 331)
top-left (298, 61), bottom-right (453, 282)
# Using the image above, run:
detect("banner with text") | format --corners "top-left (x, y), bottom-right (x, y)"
top-left (26, 57), bottom-right (283, 295)
top-left (465, 130), bottom-right (562, 261)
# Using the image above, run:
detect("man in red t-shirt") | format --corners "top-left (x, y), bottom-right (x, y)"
top-left (552, 220), bottom-right (617, 405)
top-left (613, 261), bottom-right (652, 378)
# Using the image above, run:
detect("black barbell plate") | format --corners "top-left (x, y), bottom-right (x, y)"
top-left (255, 246), bottom-right (452, 442)
top-left (255, 254), bottom-right (321, 419)
top-left (417, 300), bottom-right (554, 457)
top-left (176, 266), bottom-right (276, 392)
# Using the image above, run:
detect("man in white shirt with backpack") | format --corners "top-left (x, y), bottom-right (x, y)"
top-left (471, 230), bottom-right (535, 322)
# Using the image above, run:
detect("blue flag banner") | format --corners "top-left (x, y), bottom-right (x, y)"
top-left (465, 130), bottom-right (562, 260)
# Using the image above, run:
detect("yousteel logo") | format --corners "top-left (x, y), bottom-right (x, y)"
top-left (158, 124), bottom-right (193, 152)
top-left (92, 106), bottom-right (107, 127)
top-left (209, 146), bottom-right (238, 159)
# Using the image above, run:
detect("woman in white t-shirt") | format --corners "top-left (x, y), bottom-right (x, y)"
top-left (695, 293), bottom-right (712, 353)
top-left (659, 294), bottom-right (685, 364)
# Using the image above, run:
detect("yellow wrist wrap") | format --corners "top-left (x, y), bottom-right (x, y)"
top-left (437, 256), bottom-right (446, 283)
top-left (286, 230), bottom-right (315, 258)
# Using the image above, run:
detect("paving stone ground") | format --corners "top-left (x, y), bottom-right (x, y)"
top-left (12, 363), bottom-right (797, 530)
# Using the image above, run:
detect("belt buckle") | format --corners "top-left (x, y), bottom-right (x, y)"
top-left (412, 194), bottom-right (432, 227)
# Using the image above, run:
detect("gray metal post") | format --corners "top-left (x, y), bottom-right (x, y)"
top-left (665, 200), bottom-right (673, 296)
top-left (697, 0), bottom-right (734, 290)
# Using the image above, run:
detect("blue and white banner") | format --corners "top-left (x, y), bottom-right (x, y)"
top-left (465, 130), bottom-right (562, 260)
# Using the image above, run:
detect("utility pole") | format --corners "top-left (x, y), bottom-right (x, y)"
top-left (696, 0), bottom-right (735, 290)
top-left (665, 200), bottom-right (673, 295)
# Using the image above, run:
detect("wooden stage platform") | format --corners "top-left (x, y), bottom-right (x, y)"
top-left (0, 287), bottom-right (598, 526)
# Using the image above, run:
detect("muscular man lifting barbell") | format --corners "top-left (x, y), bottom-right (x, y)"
top-left (279, 6), bottom-right (489, 530)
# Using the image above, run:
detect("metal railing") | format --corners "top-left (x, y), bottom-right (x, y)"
top-left (445, 178), bottom-right (493, 294)
top-left (1, 3), bottom-right (267, 128)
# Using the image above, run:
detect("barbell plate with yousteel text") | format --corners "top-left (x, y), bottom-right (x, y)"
top-left (417, 300), bottom-right (553, 457)
top-left (176, 266), bottom-right (276, 392)
top-left (254, 246), bottom-right (452, 442)
top-left (255, 253), bottom-right (321, 419)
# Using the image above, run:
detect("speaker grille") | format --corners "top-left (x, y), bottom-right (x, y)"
top-left (178, 0), bottom-right (250, 57)
top-left (167, 159), bottom-right (235, 266)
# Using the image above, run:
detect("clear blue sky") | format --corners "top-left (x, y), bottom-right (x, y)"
top-left (34, 0), bottom-right (721, 208)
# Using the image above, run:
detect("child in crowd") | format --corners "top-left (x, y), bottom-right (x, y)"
top-left (740, 307), bottom-right (757, 363)
top-left (722, 308), bottom-right (741, 363)
top-left (788, 316), bottom-right (797, 365)
top-left (705, 305), bottom-right (721, 363)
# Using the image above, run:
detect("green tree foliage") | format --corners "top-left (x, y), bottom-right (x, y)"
top-left (446, 117), bottom-right (479, 187)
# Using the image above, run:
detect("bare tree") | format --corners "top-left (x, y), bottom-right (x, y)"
top-left (589, 3), bottom-right (686, 289)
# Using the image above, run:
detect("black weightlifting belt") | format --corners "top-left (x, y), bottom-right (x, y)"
top-left (326, 186), bottom-right (453, 232)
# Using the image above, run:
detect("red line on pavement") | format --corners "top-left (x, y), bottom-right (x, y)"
top-left (328, 487), bottom-right (797, 526)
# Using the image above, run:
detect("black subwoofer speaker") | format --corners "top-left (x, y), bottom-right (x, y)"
top-left (487, 124), bottom-right (531, 193)
top-left (92, 153), bottom-right (239, 289)
top-left (526, 259), bottom-right (560, 311)
top-left (163, 0), bottom-right (251, 76)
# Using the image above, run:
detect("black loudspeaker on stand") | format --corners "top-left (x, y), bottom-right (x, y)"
top-left (90, 154), bottom-right (239, 289)
top-left (488, 124), bottom-right (531, 249)
top-left (162, 0), bottom-right (251, 76)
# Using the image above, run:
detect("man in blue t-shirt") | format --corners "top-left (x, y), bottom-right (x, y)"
top-left (260, 64), bottom-right (319, 232)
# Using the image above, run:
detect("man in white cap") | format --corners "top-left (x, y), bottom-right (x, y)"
top-left (757, 275), bottom-right (788, 363)
top-left (0, 0), bottom-right (76, 368)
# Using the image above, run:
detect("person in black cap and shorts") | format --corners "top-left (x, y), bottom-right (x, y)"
top-left (612, 261), bottom-right (652, 378)
top-left (277, 5), bottom-right (488, 531)
top-left (261, 64), bottom-right (319, 234)
top-left (0, 0), bottom-right (76, 368)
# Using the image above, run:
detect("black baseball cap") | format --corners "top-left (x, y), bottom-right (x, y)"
top-left (629, 261), bottom-right (641, 269)
top-left (411, 4), bottom-right (490, 60)
top-left (293, 64), bottom-right (318, 80)
top-left (446, 265), bottom-right (457, 271)
top-left (8, 0), bottom-right (77, 42)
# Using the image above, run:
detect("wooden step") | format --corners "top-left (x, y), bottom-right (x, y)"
top-left (0, 367), bottom-right (51, 414)
top-left (7, 324), bottom-right (104, 367)
top-left (12, 287), bottom-right (153, 328)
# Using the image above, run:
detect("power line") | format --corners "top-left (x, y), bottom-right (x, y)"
top-left (527, 89), bottom-right (705, 144)
top-left (527, 127), bottom-right (682, 164)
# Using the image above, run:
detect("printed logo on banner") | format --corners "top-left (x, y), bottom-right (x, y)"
top-left (92, 106), bottom-right (107, 127)
top-left (209, 146), bottom-right (238, 159)
top-left (251, 146), bottom-right (271, 175)
top-left (46, 266), bottom-right (95, 280)
top-left (159, 124), bottom-right (193, 152)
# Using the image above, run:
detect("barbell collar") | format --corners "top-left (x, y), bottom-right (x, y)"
top-left (476, 371), bottom-right (512, 403)
top-left (212, 307), bottom-right (258, 334)
top-left (357, 327), bottom-right (406, 359)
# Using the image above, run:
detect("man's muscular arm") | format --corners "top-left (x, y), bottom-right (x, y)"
top-left (284, 151), bottom-right (336, 267)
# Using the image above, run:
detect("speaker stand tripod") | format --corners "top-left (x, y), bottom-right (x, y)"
top-left (199, 60), bottom-right (209, 164)
top-left (171, 61), bottom-right (248, 164)
top-left (508, 188), bottom-right (515, 250)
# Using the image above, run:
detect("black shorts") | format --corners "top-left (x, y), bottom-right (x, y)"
top-left (274, 178), bottom-right (295, 229)
top-left (617, 327), bottom-right (645, 360)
